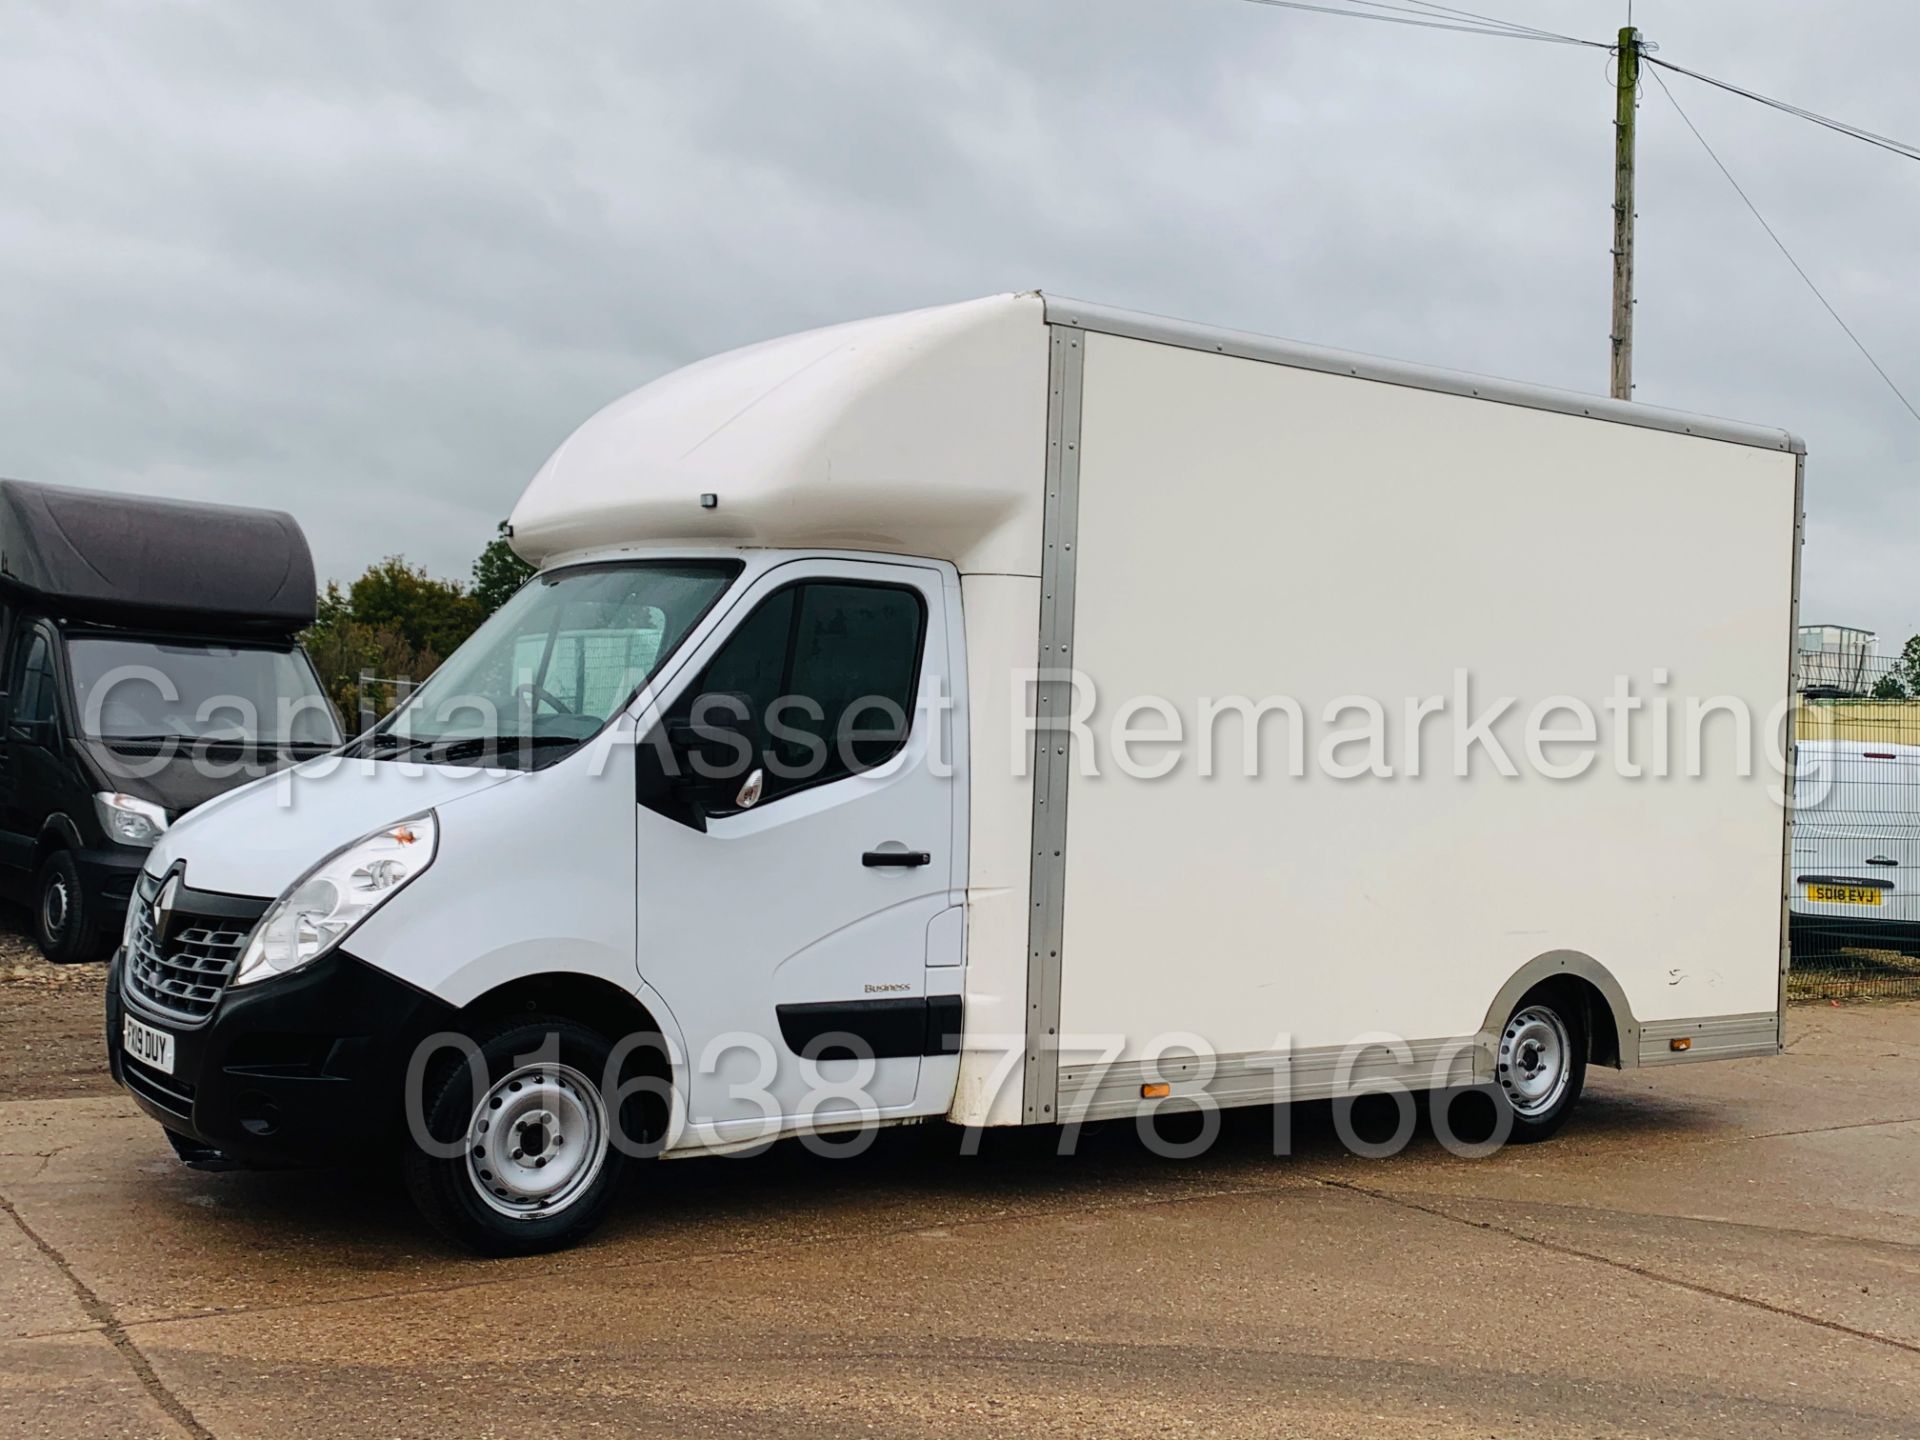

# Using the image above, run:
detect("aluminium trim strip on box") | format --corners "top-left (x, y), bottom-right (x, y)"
top-left (1041, 295), bottom-right (1805, 455)
top-left (1638, 1012), bottom-right (1781, 1066)
top-left (1053, 1012), bottom-right (1780, 1123)
top-left (1779, 450), bottom-right (1805, 1050)
top-left (1021, 326), bottom-right (1086, 1124)
top-left (1056, 1037), bottom-right (1487, 1124)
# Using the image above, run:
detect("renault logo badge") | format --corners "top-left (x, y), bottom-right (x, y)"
top-left (152, 874), bottom-right (181, 947)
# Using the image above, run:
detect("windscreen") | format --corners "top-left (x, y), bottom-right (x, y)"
top-left (371, 560), bottom-right (739, 765)
top-left (65, 638), bottom-right (341, 746)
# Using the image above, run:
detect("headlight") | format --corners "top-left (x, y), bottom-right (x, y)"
top-left (95, 793), bottom-right (169, 847)
top-left (232, 813), bottom-right (438, 988)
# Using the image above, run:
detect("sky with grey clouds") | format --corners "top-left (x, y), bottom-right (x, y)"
top-left (2, 1), bottom-right (1915, 645)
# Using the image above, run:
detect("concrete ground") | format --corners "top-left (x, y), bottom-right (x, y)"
top-left (1, 949), bottom-right (1916, 1437)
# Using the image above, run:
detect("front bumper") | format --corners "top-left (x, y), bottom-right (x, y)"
top-left (1789, 910), bottom-right (1920, 960)
top-left (107, 945), bottom-right (456, 1167)
top-left (75, 845), bottom-right (147, 914)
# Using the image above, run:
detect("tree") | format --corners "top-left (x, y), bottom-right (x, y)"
top-left (472, 520), bottom-right (535, 615)
top-left (1869, 635), bottom-right (1920, 700)
top-left (303, 561), bottom-right (478, 731)
top-left (302, 526), bottom-right (534, 732)
top-left (301, 611), bottom-right (442, 729)
top-left (314, 579), bottom-right (351, 629)
top-left (345, 556), bottom-right (484, 656)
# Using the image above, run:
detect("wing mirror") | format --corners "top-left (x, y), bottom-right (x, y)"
top-left (639, 692), bottom-right (763, 833)
top-left (663, 691), bottom-right (757, 781)
top-left (9, 716), bottom-right (54, 749)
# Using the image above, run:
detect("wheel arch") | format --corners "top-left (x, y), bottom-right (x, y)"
top-left (1481, 950), bottom-right (1638, 1071)
top-left (453, 971), bottom-right (688, 1149)
top-left (458, 970), bottom-right (658, 1033)
top-left (33, 813), bottom-right (85, 871)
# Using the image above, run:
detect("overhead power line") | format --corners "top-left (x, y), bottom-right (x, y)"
top-left (1224, 0), bottom-right (1919, 416)
top-left (1228, 1), bottom-right (1920, 162)
top-left (1645, 56), bottom-right (1920, 165)
top-left (1230, 0), bottom-right (1602, 46)
top-left (1646, 64), bottom-right (1920, 424)
top-left (1388, 0), bottom-right (1591, 43)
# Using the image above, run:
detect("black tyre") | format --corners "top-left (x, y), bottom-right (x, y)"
top-left (1492, 984), bottom-right (1588, 1143)
top-left (402, 1015), bottom-right (631, 1255)
top-left (35, 849), bottom-right (109, 965)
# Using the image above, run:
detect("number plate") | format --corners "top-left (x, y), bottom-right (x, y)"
top-left (123, 1015), bottom-right (175, 1074)
top-left (1805, 882), bottom-right (1884, 907)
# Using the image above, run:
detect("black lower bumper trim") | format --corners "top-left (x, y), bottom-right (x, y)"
top-left (108, 945), bottom-right (456, 1167)
top-left (1790, 910), bottom-right (1920, 959)
top-left (121, 1056), bottom-right (196, 1122)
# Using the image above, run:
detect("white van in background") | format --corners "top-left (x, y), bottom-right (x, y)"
top-left (106, 294), bottom-right (1803, 1252)
top-left (1790, 740), bottom-right (1920, 956)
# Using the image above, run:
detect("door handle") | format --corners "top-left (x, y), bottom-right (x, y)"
top-left (863, 850), bottom-right (931, 868)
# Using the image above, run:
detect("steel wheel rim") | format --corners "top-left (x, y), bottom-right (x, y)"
top-left (1499, 1006), bottom-right (1571, 1118)
top-left (465, 1063), bottom-right (609, 1220)
top-left (41, 876), bottom-right (69, 940)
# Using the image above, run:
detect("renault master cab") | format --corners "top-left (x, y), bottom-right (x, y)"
top-left (109, 295), bottom-right (1802, 1253)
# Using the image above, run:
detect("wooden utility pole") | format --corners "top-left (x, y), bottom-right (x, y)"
top-left (1610, 26), bottom-right (1640, 401)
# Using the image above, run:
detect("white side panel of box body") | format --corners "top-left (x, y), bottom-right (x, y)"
top-left (1055, 331), bottom-right (1798, 1064)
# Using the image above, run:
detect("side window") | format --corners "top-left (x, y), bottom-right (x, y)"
top-left (780, 584), bottom-right (924, 778)
top-left (688, 579), bottom-right (925, 808)
top-left (8, 633), bottom-right (55, 733)
top-left (697, 588), bottom-right (795, 762)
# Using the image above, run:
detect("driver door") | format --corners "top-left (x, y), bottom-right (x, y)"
top-left (635, 557), bottom-right (960, 1146)
top-left (0, 626), bottom-right (59, 879)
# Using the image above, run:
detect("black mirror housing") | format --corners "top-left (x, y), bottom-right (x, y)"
top-left (665, 691), bottom-right (757, 780)
top-left (10, 717), bottom-right (54, 749)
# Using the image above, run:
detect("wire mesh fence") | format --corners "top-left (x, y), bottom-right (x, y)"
top-left (1787, 945), bottom-right (1920, 1002)
top-left (1790, 628), bottom-right (1920, 1002)
top-left (356, 668), bottom-right (417, 735)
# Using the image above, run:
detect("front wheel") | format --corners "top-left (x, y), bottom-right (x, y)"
top-left (35, 849), bottom-right (108, 964)
top-left (1493, 986), bottom-right (1588, 1143)
top-left (402, 1016), bottom-right (629, 1255)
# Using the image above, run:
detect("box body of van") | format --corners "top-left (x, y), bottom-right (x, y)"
top-left (108, 295), bottom-right (1804, 1251)
top-left (0, 480), bottom-right (340, 961)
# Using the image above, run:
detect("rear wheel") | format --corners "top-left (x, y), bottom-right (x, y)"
top-left (402, 1015), bottom-right (629, 1255)
top-left (1493, 986), bottom-right (1587, 1142)
top-left (35, 849), bottom-right (108, 964)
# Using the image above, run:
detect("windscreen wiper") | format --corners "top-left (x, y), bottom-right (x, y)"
top-left (96, 733), bottom-right (200, 753)
top-left (361, 733), bottom-right (579, 766)
top-left (431, 734), bottom-right (581, 766)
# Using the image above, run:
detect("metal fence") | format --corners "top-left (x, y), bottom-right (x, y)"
top-left (1790, 636), bottom-right (1920, 1002)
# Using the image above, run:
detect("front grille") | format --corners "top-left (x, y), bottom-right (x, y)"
top-left (121, 1056), bottom-right (197, 1121)
top-left (124, 888), bottom-right (253, 1024)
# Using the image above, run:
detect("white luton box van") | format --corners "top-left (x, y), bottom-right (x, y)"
top-left (109, 294), bottom-right (1805, 1252)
